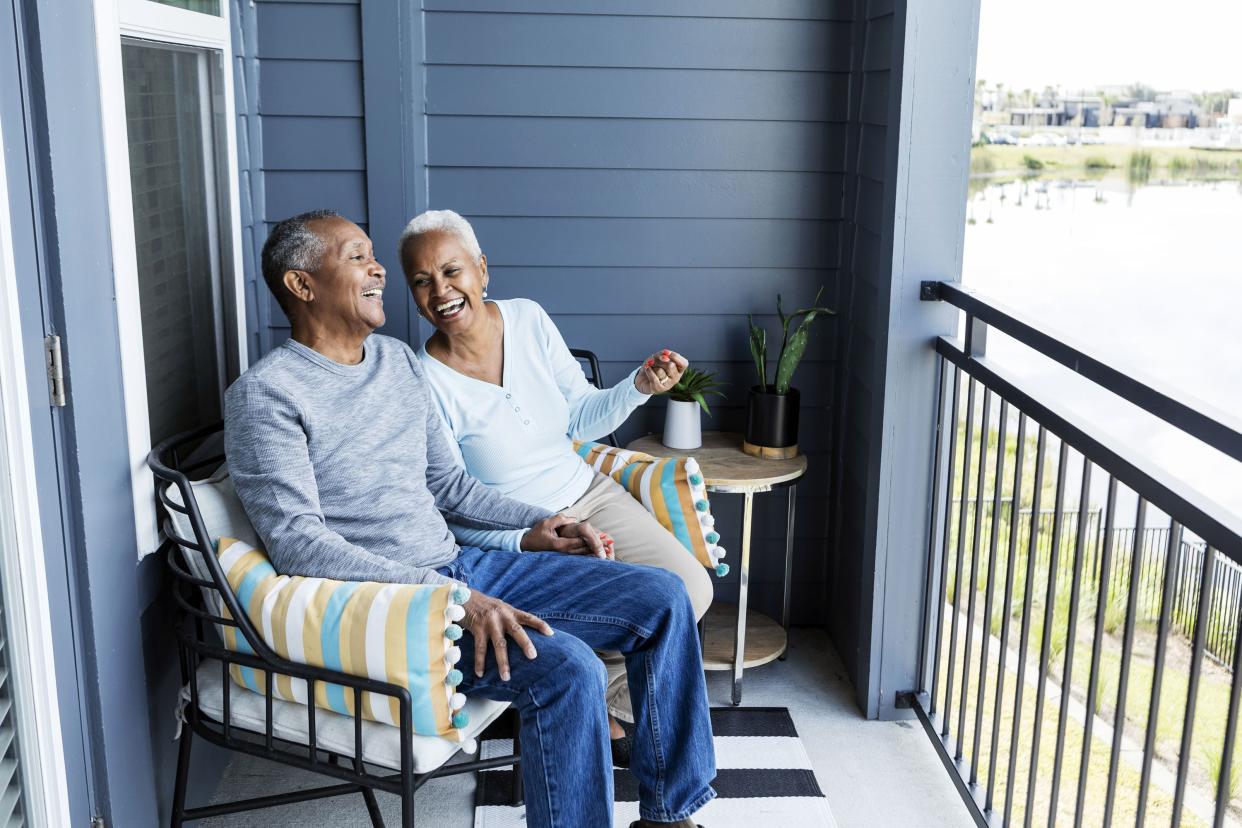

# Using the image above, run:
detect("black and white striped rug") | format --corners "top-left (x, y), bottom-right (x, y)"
top-left (473, 707), bottom-right (837, 827)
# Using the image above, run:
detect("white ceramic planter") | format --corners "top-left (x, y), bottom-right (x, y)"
top-left (663, 399), bottom-right (702, 450)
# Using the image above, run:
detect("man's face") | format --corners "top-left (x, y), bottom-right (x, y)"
top-left (295, 217), bottom-right (386, 333)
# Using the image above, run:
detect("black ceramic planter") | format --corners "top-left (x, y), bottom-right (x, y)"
top-left (744, 386), bottom-right (800, 459)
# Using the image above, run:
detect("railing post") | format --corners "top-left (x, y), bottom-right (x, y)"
top-left (963, 313), bottom-right (988, 359)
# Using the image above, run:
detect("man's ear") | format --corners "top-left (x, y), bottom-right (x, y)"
top-left (282, 269), bottom-right (314, 304)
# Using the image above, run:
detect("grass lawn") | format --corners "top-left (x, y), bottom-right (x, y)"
top-left (936, 521), bottom-right (1242, 827)
top-left (970, 144), bottom-right (1242, 178)
top-left (933, 416), bottom-right (1242, 825)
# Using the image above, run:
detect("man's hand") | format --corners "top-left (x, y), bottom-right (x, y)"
top-left (634, 349), bottom-right (689, 395)
top-left (520, 515), bottom-right (613, 559)
top-left (461, 590), bottom-right (554, 681)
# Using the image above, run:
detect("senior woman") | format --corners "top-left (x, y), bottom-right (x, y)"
top-left (400, 210), bottom-right (713, 763)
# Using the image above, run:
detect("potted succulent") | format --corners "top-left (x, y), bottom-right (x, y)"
top-left (745, 287), bottom-right (835, 459)
top-left (662, 367), bottom-right (727, 450)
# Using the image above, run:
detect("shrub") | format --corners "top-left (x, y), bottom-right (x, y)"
top-left (1023, 154), bottom-right (1045, 171)
top-left (1084, 156), bottom-right (1115, 170)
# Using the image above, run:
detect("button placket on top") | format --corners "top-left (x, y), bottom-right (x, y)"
top-left (505, 391), bottom-right (532, 427)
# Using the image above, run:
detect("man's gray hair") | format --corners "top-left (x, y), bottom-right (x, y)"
top-left (261, 209), bottom-right (340, 315)
top-left (398, 209), bottom-right (483, 264)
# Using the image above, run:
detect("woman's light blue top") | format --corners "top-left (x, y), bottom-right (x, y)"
top-left (417, 298), bottom-right (651, 551)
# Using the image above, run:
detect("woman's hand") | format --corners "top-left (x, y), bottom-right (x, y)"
top-left (635, 349), bottom-right (689, 395)
top-left (461, 590), bottom-right (554, 681)
top-left (521, 515), bottom-right (613, 558)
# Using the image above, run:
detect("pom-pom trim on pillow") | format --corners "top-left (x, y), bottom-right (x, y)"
top-left (214, 537), bottom-right (472, 741)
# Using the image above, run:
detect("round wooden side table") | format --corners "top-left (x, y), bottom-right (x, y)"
top-left (626, 431), bottom-right (808, 705)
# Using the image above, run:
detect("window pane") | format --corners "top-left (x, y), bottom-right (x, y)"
top-left (122, 42), bottom-right (231, 446)
top-left (148, 0), bottom-right (221, 15)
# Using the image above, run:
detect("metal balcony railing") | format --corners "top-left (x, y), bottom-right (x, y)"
top-left (901, 282), bottom-right (1242, 828)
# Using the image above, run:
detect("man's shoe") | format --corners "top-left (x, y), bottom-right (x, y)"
top-left (627, 821), bottom-right (703, 828)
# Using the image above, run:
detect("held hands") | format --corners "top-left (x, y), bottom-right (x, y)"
top-left (634, 349), bottom-right (689, 395)
top-left (460, 590), bottom-right (554, 681)
top-left (520, 514), bottom-right (614, 559)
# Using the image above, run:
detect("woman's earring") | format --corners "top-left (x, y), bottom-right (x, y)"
top-left (482, 290), bottom-right (488, 298)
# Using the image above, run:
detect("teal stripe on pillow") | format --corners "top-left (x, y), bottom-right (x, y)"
top-left (618, 461), bottom-right (640, 490)
top-left (322, 580), bottom-right (361, 716)
top-left (233, 561), bottom-right (275, 694)
top-left (405, 586), bottom-right (439, 736)
top-left (660, 460), bottom-right (691, 549)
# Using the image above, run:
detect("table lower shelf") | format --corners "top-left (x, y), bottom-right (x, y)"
top-left (700, 602), bottom-right (788, 670)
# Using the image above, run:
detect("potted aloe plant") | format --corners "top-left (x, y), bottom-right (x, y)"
top-left (745, 287), bottom-right (835, 458)
top-left (662, 367), bottom-right (727, 450)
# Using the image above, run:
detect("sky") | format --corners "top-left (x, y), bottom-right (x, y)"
top-left (975, 0), bottom-right (1242, 93)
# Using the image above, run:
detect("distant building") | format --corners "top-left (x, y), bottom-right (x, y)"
top-left (1009, 106), bottom-right (1065, 126)
top-left (1061, 96), bottom-right (1105, 128)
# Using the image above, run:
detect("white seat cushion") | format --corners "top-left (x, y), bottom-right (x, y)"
top-left (193, 659), bottom-right (511, 774)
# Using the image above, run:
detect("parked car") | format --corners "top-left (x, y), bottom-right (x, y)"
top-left (1025, 131), bottom-right (1068, 146)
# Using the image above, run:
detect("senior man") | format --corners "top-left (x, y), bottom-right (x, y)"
top-left (224, 209), bottom-right (715, 828)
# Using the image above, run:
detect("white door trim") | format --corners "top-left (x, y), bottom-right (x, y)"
top-left (0, 92), bottom-right (73, 828)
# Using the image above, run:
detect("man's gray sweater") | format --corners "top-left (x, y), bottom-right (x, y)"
top-left (224, 335), bottom-right (552, 586)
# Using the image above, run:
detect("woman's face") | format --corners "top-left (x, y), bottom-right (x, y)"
top-left (402, 230), bottom-right (488, 335)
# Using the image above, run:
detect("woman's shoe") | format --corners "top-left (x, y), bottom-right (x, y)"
top-left (611, 719), bottom-right (635, 768)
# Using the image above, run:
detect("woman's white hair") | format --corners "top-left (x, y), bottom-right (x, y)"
top-left (398, 209), bottom-right (483, 263)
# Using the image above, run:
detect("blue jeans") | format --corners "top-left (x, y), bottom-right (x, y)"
top-left (437, 547), bottom-right (716, 827)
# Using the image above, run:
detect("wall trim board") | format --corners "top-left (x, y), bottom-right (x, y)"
top-left (868, 0), bottom-right (978, 720)
top-left (360, 0), bottom-right (427, 346)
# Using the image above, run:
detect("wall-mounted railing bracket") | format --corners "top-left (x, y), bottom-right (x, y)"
top-left (919, 281), bottom-right (941, 301)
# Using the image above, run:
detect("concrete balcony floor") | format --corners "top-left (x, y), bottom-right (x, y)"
top-left (202, 629), bottom-right (970, 827)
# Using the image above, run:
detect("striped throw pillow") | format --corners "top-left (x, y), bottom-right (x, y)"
top-left (573, 442), bottom-right (728, 577)
top-left (214, 537), bottom-right (472, 741)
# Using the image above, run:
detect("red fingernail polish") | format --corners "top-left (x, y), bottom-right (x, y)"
top-left (646, 359), bottom-right (654, 366)
top-left (662, 349), bottom-right (670, 356)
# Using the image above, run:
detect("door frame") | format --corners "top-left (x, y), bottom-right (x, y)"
top-left (0, 89), bottom-right (73, 828)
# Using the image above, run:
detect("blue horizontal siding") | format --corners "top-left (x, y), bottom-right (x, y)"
top-left (427, 116), bottom-right (846, 172)
top-left (269, 269), bottom-right (840, 321)
top-left (486, 268), bottom-right (839, 313)
top-left (591, 361), bottom-right (836, 407)
top-left (463, 217), bottom-right (838, 267)
top-left (425, 0), bottom-right (851, 20)
top-left (545, 314), bottom-right (836, 362)
top-left (259, 60), bottom-right (364, 116)
top-left (261, 116), bottom-right (365, 170)
top-left (425, 12), bottom-right (851, 71)
top-left (430, 169), bottom-right (842, 219)
top-left (263, 170), bottom-right (367, 222)
top-left (257, 3), bottom-right (361, 60)
top-left (426, 66), bottom-right (850, 121)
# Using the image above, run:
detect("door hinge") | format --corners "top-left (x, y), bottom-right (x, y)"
top-left (44, 334), bottom-right (66, 407)
top-left (91, 817), bottom-right (106, 828)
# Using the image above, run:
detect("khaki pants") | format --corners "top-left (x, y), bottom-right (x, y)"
top-left (559, 471), bottom-right (714, 723)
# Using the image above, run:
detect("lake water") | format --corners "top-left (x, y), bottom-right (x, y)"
top-left (961, 174), bottom-right (1242, 524)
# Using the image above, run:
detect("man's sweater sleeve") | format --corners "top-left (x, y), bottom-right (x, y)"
top-left (224, 376), bottom-right (453, 585)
